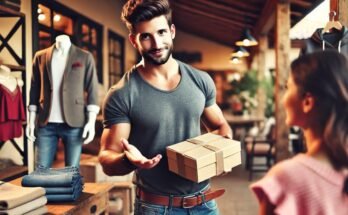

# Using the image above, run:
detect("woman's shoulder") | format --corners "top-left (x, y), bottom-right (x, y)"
top-left (266, 154), bottom-right (311, 179)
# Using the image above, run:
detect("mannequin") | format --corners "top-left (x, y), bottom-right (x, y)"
top-left (0, 65), bottom-right (24, 92)
top-left (27, 34), bottom-right (100, 168)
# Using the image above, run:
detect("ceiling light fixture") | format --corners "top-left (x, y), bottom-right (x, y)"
top-left (235, 29), bottom-right (258, 47)
top-left (38, 13), bottom-right (46, 21)
top-left (54, 14), bottom-right (61, 22)
top-left (230, 57), bottom-right (241, 64)
top-left (231, 46), bottom-right (250, 58)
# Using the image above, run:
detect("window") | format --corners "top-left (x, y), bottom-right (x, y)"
top-left (108, 30), bottom-right (125, 87)
top-left (32, 0), bottom-right (103, 83)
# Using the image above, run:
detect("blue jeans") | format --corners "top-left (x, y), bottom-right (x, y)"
top-left (22, 170), bottom-right (82, 187)
top-left (46, 187), bottom-right (83, 202)
top-left (35, 123), bottom-right (83, 167)
top-left (134, 185), bottom-right (220, 215)
top-left (134, 199), bottom-right (219, 215)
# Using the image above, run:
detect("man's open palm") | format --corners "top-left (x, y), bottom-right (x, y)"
top-left (121, 138), bottom-right (162, 169)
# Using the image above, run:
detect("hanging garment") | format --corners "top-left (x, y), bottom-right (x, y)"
top-left (300, 26), bottom-right (348, 57)
top-left (0, 82), bottom-right (26, 141)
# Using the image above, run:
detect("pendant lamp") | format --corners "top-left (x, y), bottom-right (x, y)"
top-left (235, 29), bottom-right (258, 47)
top-left (232, 46), bottom-right (250, 58)
top-left (229, 57), bottom-right (241, 64)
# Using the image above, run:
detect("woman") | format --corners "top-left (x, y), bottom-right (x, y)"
top-left (250, 50), bottom-right (348, 215)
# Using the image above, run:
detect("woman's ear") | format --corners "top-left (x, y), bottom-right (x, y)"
top-left (302, 92), bottom-right (315, 113)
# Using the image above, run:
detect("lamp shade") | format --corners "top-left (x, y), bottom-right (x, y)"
top-left (229, 57), bottom-right (241, 64)
top-left (231, 46), bottom-right (250, 57)
top-left (235, 29), bottom-right (258, 47)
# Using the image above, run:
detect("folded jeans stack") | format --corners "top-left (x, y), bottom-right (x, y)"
top-left (21, 166), bottom-right (84, 202)
top-left (0, 181), bottom-right (47, 215)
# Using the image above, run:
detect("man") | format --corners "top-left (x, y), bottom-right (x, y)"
top-left (99, 0), bottom-right (232, 214)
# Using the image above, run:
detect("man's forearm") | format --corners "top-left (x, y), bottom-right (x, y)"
top-left (98, 150), bottom-right (135, 176)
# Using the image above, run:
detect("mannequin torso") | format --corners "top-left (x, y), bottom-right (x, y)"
top-left (49, 35), bottom-right (72, 123)
top-left (0, 65), bottom-right (23, 92)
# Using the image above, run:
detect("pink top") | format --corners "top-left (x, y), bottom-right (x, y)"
top-left (250, 154), bottom-right (348, 215)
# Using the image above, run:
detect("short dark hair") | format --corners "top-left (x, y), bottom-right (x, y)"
top-left (121, 0), bottom-right (172, 33)
top-left (291, 51), bottom-right (348, 173)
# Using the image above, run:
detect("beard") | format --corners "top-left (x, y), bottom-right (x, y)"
top-left (141, 43), bottom-right (173, 65)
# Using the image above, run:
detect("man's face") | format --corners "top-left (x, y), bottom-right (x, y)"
top-left (130, 15), bottom-right (175, 65)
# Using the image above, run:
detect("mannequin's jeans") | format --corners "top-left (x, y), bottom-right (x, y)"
top-left (35, 123), bottom-right (83, 168)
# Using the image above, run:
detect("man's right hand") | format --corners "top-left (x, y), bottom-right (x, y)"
top-left (26, 111), bottom-right (37, 142)
top-left (121, 138), bottom-right (162, 169)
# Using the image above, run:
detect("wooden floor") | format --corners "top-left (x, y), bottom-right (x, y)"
top-left (213, 162), bottom-right (265, 215)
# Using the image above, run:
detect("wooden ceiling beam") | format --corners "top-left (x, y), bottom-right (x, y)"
top-left (290, 0), bottom-right (312, 8)
top-left (291, 11), bottom-right (303, 17)
top-left (174, 17), bottom-right (240, 46)
top-left (216, 0), bottom-right (261, 13)
top-left (174, 14), bottom-right (241, 37)
top-left (254, 0), bottom-right (277, 36)
top-left (189, 0), bottom-right (259, 19)
top-left (172, 4), bottom-right (253, 29)
top-left (172, 0), bottom-right (248, 24)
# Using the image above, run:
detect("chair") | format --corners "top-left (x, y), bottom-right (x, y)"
top-left (243, 118), bottom-right (276, 181)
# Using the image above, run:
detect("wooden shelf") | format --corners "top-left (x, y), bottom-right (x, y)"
top-left (0, 5), bottom-right (23, 17)
top-left (3, 64), bottom-right (25, 71)
top-left (0, 165), bottom-right (28, 182)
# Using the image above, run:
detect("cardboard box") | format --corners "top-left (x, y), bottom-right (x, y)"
top-left (166, 133), bottom-right (241, 182)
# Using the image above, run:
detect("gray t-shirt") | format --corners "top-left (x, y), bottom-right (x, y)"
top-left (103, 60), bottom-right (216, 195)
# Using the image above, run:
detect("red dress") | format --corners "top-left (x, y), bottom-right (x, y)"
top-left (0, 83), bottom-right (26, 141)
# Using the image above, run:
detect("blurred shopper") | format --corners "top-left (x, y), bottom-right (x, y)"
top-left (250, 50), bottom-right (348, 215)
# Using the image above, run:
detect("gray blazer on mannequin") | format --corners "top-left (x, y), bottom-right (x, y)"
top-left (29, 44), bottom-right (99, 127)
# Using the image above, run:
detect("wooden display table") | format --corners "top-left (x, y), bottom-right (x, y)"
top-left (109, 181), bottom-right (134, 215)
top-left (10, 178), bottom-right (113, 215)
top-left (223, 111), bottom-right (264, 140)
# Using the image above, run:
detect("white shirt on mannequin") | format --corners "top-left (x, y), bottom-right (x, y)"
top-left (48, 35), bottom-right (71, 123)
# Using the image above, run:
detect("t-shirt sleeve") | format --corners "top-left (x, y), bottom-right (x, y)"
top-left (250, 174), bottom-right (284, 206)
top-left (249, 161), bottom-right (299, 214)
top-left (102, 87), bottom-right (130, 128)
top-left (201, 72), bottom-right (216, 107)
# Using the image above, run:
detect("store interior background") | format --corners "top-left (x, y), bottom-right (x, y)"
top-left (0, 0), bottom-right (348, 214)
top-left (1, 0), bottom-right (312, 167)
top-left (1, 0), bottom-right (346, 214)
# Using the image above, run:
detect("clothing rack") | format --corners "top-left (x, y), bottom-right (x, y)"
top-left (0, 5), bottom-right (27, 181)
